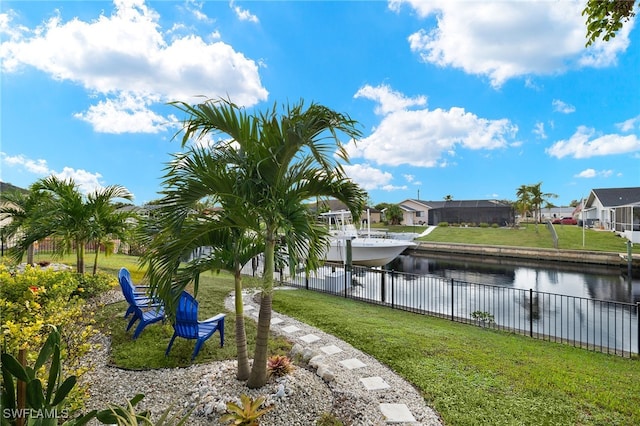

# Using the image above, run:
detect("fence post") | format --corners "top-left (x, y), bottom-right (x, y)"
top-left (381, 270), bottom-right (386, 303)
top-left (637, 302), bottom-right (639, 356)
top-left (391, 271), bottom-right (395, 308)
top-left (450, 278), bottom-right (454, 321)
top-left (530, 289), bottom-right (534, 337)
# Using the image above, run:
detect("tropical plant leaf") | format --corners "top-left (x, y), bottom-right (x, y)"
top-left (1, 353), bottom-right (29, 382)
top-left (51, 376), bottom-right (77, 406)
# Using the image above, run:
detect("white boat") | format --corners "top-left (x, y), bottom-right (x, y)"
top-left (320, 210), bottom-right (415, 267)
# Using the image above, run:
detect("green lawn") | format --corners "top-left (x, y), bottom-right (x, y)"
top-left (415, 224), bottom-right (639, 253)
top-left (32, 243), bottom-right (639, 425)
top-left (272, 289), bottom-right (640, 426)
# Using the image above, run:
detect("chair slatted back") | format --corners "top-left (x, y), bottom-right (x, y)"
top-left (174, 292), bottom-right (199, 339)
top-left (118, 267), bottom-right (137, 306)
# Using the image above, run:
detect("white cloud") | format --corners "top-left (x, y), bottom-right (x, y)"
top-left (74, 93), bottom-right (177, 134)
top-left (0, 153), bottom-right (107, 195)
top-left (230, 1), bottom-right (259, 23)
top-left (617, 115), bottom-right (640, 132)
top-left (354, 84), bottom-right (426, 115)
top-left (574, 168), bottom-right (614, 178)
top-left (546, 126), bottom-right (640, 159)
top-left (394, 0), bottom-right (632, 88)
top-left (342, 163), bottom-right (395, 191)
top-left (54, 167), bottom-right (105, 195)
top-left (552, 99), bottom-right (576, 114)
top-left (347, 85), bottom-right (517, 167)
top-left (1, 0), bottom-right (267, 133)
top-left (533, 122), bottom-right (547, 139)
top-left (2, 153), bottom-right (51, 175)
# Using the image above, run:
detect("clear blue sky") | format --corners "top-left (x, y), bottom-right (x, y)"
top-left (2, 0), bottom-right (639, 206)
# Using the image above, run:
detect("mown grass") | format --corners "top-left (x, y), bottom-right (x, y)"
top-left (30, 242), bottom-right (638, 425)
top-left (271, 289), bottom-right (640, 426)
top-left (416, 223), bottom-right (639, 253)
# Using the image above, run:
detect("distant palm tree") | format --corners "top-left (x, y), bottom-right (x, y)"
top-left (7, 176), bottom-right (133, 274)
top-left (515, 183), bottom-right (557, 229)
top-left (164, 98), bottom-right (367, 388)
top-left (444, 194), bottom-right (453, 201)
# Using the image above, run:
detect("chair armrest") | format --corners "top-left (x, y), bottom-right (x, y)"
top-left (200, 313), bottom-right (226, 324)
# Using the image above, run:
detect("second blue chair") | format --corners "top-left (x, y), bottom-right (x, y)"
top-left (165, 291), bottom-right (225, 360)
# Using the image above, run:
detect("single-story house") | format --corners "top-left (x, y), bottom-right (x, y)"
top-left (398, 199), bottom-right (515, 226)
top-left (540, 206), bottom-right (577, 221)
top-left (581, 187), bottom-right (640, 243)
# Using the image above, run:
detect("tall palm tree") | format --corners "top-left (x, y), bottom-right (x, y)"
top-left (88, 190), bottom-right (137, 275)
top-left (515, 184), bottom-right (533, 224)
top-left (528, 182), bottom-right (558, 223)
top-left (9, 176), bottom-right (133, 274)
top-left (166, 98), bottom-right (367, 388)
top-left (141, 144), bottom-right (265, 380)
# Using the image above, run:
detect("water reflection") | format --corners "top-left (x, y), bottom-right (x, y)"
top-left (388, 253), bottom-right (640, 304)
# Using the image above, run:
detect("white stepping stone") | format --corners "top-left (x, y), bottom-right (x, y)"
top-left (300, 334), bottom-right (321, 343)
top-left (281, 325), bottom-right (301, 333)
top-left (380, 403), bottom-right (417, 423)
top-left (320, 344), bottom-right (343, 355)
top-left (359, 376), bottom-right (390, 390)
top-left (339, 358), bottom-right (367, 370)
top-left (270, 317), bottom-right (284, 325)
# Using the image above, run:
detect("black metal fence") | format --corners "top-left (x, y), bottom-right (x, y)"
top-left (280, 263), bottom-right (639, 357)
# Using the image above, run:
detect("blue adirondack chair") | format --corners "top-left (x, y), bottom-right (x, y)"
top-left (165, 291), bottom-right (225, 360)
top-left (118, 268), bottom-right (156, 319)
top-left (118, 267), bottom-right (165, 339)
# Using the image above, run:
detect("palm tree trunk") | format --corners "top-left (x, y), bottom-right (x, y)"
top-left (92, 240), bottom-right (99, 275)
top-left (76, 241), bottom-right (85, 274)
top-left (26, 243), bottom-right (35, 266)
top-left (234, 267), bottom-right (250, 381)
top-left (247, 237), bottom-right (275, 389)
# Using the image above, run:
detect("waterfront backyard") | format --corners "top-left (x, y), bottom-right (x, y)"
top-left (6, 222), bottom-right (639, 425)
top-left (89, 254), bottom-right (639, 425)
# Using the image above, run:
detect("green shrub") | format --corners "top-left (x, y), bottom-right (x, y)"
top-left (438, 222), bottom-right (449, 227)
top-left (491, 223), bottom-right (499, 228)
top-left (479, 222), bottom-right (490, 228)
top-left (0, 263), bottom-right (107, 411)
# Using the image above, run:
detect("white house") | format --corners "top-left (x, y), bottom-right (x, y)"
top-left (582, 187), bottom-right (640, 243)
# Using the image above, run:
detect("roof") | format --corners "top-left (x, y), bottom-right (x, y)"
top-left (590, 187), bottom-right (640, 207)
top-left (401, 199), bottom-right (512, 209)
top-left (306, 199), bottom-right (379, 214)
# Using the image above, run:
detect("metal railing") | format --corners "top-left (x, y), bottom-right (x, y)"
top-left (281, 263), bottom-right (639, 357)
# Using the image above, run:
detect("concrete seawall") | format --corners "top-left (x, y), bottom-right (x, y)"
top-left (407, 241), bottom-right (640, 272)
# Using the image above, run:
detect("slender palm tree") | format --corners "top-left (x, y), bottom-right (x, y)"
top-left (528, 182), bottom-right (558, 223)
top-left (166, 98), bottom-right (367, 388)
top-left (9, 176), bottom-right (133, 274)
top-left (88, 190), bottom-right (137, 275)
top-left (515, 184), bottom-right (532, 223)
top-left (141, 145), bottom-right (265, 379)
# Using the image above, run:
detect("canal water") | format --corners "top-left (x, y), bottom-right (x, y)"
top-left (387, 252), bottom-right (640, 304)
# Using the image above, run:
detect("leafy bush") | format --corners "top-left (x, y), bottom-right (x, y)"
top-left (438, 222), bottom-right (449, 227)
top-left (479, 222), bottom-right (490, 228)
top-left (0, 263), bottom-right (112, 411)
